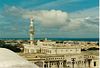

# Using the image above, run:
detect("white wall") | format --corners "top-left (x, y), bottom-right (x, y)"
top-left (47, 48), bottom-right (81, 54)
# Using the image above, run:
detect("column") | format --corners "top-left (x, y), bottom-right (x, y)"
top-left (62, 61), bottom-right (63, 68)
top-left (48, 62), bottom-right (50, 68)
top-left (84, 59), bottom-right (87, 68)
top-left (42, 61), bottom-right (44, 68)
top-left (59, 61), bottom-right (63, 68)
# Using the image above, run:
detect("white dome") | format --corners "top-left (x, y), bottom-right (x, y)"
top-left (0, 48), bottom-right (39, 68)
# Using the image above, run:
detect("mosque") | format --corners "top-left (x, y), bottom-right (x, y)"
top-left (21, 17), bottom-right (99, 68)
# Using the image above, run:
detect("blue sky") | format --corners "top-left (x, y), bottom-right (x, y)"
top-left (0, 0), bottom-right (99, 38)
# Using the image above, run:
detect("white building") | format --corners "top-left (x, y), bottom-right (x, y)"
top-left (23, 40), bottom-right (81, 54)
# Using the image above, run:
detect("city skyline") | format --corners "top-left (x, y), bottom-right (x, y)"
top-left (0, 0), bottom-right (99, 38)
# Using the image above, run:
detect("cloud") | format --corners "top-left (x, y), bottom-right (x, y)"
top-left (35, 10), bottom-right (69, 28)
top-left (60, 19), bottom-right (81, 31)
top-left (0, 6), bottom-right (99, 38)
top-left (22, 7), bottom-right (99, 32)
top-left (19, 9), bottom-right (69, 28)
top-left (61, 7), bottom-right (99, 31)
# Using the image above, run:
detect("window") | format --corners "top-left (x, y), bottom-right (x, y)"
top-left (94, 62), bottom-right (96, 66)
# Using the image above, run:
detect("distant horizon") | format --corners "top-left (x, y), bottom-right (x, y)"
top-left (0, 37), bottom-right (99, 41)
top-left (0, 37), bottom-right (99, 39)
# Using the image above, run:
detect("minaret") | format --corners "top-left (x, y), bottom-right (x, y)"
top-left (29, 16), bottom-right (34, 45)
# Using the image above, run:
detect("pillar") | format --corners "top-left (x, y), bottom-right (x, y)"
top-left (48, 62), bottom-right (50, 68)
top-left (42, 61), bottom-right (44, 68)
top-left (59, 61), bottom-right (63, 68)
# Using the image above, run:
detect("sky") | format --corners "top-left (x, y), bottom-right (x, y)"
top-left (0, 0), bottom-right (99, 38)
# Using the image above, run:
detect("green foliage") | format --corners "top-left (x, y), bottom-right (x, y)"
top-left (0, 40), bottom-right (5, 45)
top-left (0, 41), bottom-right (21, 52)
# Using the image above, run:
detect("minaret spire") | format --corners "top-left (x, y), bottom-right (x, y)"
top-left (29, 16), bottom-right (34, 45)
